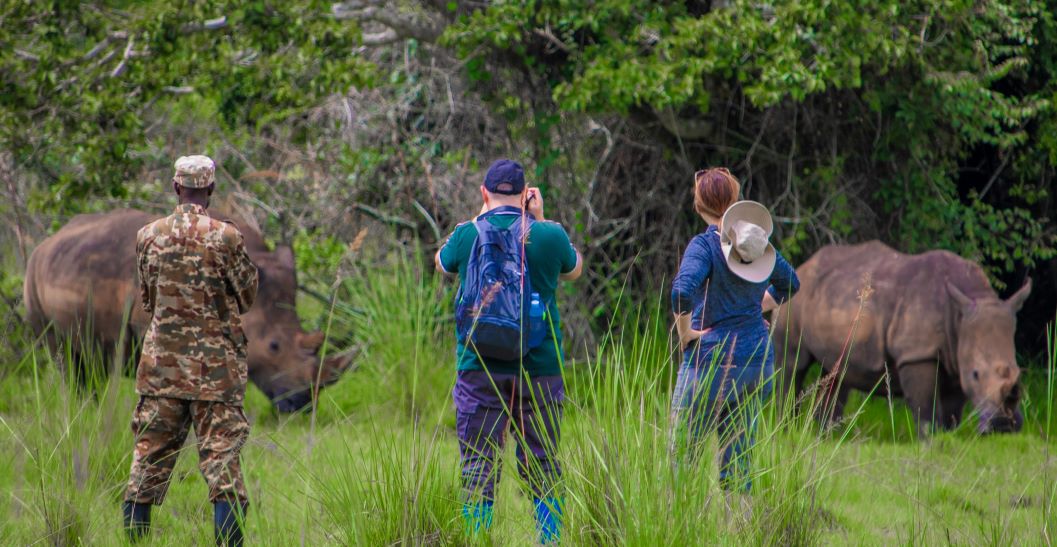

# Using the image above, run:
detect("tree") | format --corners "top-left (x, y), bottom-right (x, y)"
top-left (441, 0), bottom-right (1056, 282)
top-left (0, 1), bottom-right (373, 213)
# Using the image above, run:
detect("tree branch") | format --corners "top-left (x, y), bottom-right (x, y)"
top-left (412, 199), bottom-right (441, 241)
top-left (14, 49), bottom-right (40, 62)
top-left (362, 28), bottom-right (400, 46)
top-left (81, 38), bottom-right (113, 62)
top-left (109, 36), bottom-right (134, 78)
top-left (181, 16), bottom-right (228, 34)
top-left (979, 153), bottom-right (1010, 200)
top-left (93, 48), bottom-right (117, 70)
top-left (72, 31), bottom-right (128, 64)
top-left (331, 1), bottom-right (444, 44)
top-left (15, 17), bottom-right (222, 70)
top-left (162, 85), bottom-right (195, 94)
top-left (353, 202), bottom-right (417, 230)
top-left (533, 27), bottom-right (571, 53)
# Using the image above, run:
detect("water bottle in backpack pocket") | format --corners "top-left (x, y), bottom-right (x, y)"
top-left (454, 212), bottom-right (544, 362)
top-left (527, 292), bottom-right (547, 348)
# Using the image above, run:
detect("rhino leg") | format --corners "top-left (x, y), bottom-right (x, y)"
top-left (938, 390), bottom-right (966, 431)
top-left (76, 345), bottom-right (107, 390)
top-left (114, 324), bottom-right (143, 377)
top-left (58, 345), bottom-right (93, 392)
top-left (51, 329), bottom-right (116, 393)
top-left (791, 351), bottom-right (816, 396)
top-left (814, 382), bottom-right (849, 429)
top-left (773, 340), bottom-right (815, 407)
top-left (897, 361), bottom-right (941, 438)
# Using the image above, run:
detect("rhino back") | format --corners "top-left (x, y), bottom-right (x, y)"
top-left (783, 242), bottom-right (899, 380)
top-left (27, 210), bottom-right (157, 343)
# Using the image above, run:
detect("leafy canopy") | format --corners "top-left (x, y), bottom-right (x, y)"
top-left (0, 1), bottom-right (373, 212)
top-left (446, 0), bottom-right (1056, 279)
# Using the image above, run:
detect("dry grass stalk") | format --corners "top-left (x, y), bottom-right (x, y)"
top-left (816, 272), bottom-right (874, 424)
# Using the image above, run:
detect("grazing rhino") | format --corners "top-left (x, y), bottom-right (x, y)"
top-left (773, 241), bottom-right (1030, 435)
top-left (23, 209), bottom-right (353, 412)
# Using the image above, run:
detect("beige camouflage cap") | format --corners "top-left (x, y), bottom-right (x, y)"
top-left (173, 155), bottom-right (216, 188)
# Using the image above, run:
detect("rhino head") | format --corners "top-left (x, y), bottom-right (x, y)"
top-left (947, 280), bottom-right (1032, 434)
top-left (242, 245), bottom-right (353, 412)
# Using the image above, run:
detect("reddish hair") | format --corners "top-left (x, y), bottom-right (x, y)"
top-left (693, 167), bottom-right (740, 220)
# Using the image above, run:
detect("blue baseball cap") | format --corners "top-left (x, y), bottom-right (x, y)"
top-left (483, 159), bottom-right (525, 195)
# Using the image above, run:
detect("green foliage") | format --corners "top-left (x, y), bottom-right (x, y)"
top-left (0, 266), bottom-right (26, 368)
top-left (292, 229), bottom-right (347, 282)
top-left (316, 249), bottom-right (452, 422)
top-left (0, 1), bottom-right (374, 213)
top-left (445, 0), bottom-right (1057, 278)
top-left (963, 192), bottom-right (1057, 286)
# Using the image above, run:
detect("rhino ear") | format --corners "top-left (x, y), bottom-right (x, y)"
top-left (1006, 278), bottom-right (1032, 313)
top-left (318, 351), bottom-right (357, 385)
top-left (298, 331), bottom-right (325, 352)
top-left (946, 281), bottom-right (975, 314)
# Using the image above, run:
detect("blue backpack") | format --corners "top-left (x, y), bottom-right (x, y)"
top-left (455, 209), bottom-right (546, 362)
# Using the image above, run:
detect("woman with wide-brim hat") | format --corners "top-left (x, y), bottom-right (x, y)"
top-left (669, 167), bottom-right (800, 494)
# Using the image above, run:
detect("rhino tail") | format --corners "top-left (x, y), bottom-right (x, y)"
top-left (22, 250), bottom-right (45, 334)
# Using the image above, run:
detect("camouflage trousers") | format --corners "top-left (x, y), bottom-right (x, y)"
top-left (124, 395), bottom-right (250, 505)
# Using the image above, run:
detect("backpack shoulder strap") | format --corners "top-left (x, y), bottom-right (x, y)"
top-left (472, 217), bottom-right (502, 249)
top-left (473, 210), bottom-right (536, 250)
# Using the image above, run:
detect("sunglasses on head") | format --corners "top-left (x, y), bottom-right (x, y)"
top-left (694, 168), bottom-right (732, 182)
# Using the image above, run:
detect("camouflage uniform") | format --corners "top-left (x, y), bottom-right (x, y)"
top-left (125, 156), bottom-right (259, 505)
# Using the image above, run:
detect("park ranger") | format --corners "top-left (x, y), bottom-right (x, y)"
top-left (122, 155), bottom-right (258, 546)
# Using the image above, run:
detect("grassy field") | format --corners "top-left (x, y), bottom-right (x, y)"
top-left (0, 260), bottom-right (1054, 546)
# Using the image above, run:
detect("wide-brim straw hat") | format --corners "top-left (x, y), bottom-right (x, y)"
top-left (720, 200), bottom-right (776, 283)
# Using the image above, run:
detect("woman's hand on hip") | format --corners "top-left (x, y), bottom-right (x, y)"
top-left (674, 312), bottom-right (710, 350)
top-left (680, 328), bottom-right (711, 351)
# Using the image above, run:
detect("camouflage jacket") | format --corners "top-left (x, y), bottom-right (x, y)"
top-left (136, 203), bottom-right (258, 402)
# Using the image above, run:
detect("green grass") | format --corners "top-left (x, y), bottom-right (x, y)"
top-left (0, 258), bottom-right (1054, 545)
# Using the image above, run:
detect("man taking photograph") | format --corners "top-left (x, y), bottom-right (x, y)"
top-left (435, 158), bottom-right (583, 544)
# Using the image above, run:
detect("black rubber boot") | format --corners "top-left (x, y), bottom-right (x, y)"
top-left (214, 500), bottom-right (247, 547)
top-left (121, 501), bottom-right (151, 542)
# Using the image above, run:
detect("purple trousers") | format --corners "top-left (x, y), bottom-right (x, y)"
top-left (453, 370), bottom-right (564, 501)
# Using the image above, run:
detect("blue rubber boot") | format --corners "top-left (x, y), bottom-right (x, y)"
top-left (534, 497), bottom-right (562, 544)
top-left (214, 500), bottom-right (247, 547)
top-left (461, 500), bottom-right (494, 538)
top-left (121, 501), bottom-right (151, 542)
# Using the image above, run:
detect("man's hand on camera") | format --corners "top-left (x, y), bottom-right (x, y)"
top-left (526, 187), bottom-right (544, 220)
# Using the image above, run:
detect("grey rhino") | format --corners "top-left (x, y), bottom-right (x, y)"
top-left (23, 209), bottom-right (352, 411)
top-left (772, 241), bottom-right (1030, 435)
